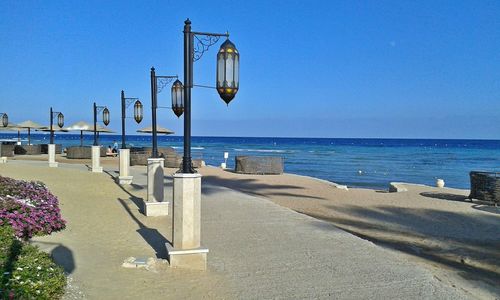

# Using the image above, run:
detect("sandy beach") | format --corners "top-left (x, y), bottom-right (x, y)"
top-left (1, 158), bottom-right (499, 298)
top-left (198, 167), bottom-right (500, 298)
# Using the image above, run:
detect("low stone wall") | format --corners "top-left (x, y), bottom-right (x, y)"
top-left (40, 144), bottom-right (62, 154)
top-left (66, 146), bottom-right (106, 159)
top-left (235, 156), bottom-right (284, 175)
top-left (129, 147), bottom-right (204, 168)
top-left (0, 144), bottom-right (15, 157)
top-left (130, 147), bottom-right (178, 166)
top-left (14, 145), bottom-right (42, 155)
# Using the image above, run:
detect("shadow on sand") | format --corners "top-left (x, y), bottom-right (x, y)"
top-left (101, 170), bottom-right (170, 258)
top-left (304, 205), bottom-right (500, 294)
top-left (201, 174), bottom-right (327, 200)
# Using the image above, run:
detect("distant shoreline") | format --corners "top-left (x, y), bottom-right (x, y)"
top-left (1, 132), bottom-right (500, 141)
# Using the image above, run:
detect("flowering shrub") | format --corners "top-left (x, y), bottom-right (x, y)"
top-left (0, 176), bottom-right (66, 239)
top-left (0, 226), bottom-right (66, 299)
top-left (8, 244), bottom-right (66, 299)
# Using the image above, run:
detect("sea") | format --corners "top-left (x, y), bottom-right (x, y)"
top-left (1, 133), bottom-right (499, 190)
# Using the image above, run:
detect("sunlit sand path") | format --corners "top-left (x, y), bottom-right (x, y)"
top-left (1, 160), bottom-right (473, 299)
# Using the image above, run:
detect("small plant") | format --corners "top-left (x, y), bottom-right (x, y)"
top-left (0, 225), bottom-right (22, 291)
top-left (8, 244), bottom-right (66, 299)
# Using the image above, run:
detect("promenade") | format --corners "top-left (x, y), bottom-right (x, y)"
top-left (1, 160), bottom-right (469, 299)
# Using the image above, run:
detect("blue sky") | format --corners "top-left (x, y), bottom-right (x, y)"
top-left (0, 1), bottom-right (499, 138)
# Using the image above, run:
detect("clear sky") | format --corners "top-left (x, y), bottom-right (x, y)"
top-left (0, 1), bottom-right (499, 139)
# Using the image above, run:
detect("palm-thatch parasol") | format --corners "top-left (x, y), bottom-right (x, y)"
top-left (66, 121), bottom-right (115, 146)
top-left (137, 126), bottom-right (175, 135)
top-left (0, 123), bottom-right (21, 143)
top-left (16, 120), bottom-right (44, 145)
top-left (66, 121), bottom-right (93, 146)
top-left (37, 126), bottom-right (69, 132)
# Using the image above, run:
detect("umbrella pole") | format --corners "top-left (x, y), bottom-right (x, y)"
top-left (28, 128), bottom-right (31, 145)
top-left (17, 130), bottom-right (20, 143)
top-left (80, 130), bottom-right (83, 146)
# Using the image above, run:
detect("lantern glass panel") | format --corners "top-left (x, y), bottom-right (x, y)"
top-left (226, 53), bottom-right (234, 87)
top-left (171, 88), bottom-right (177, 107)
top-left (57, 113), bottom-right (64, 128)
top-left (2, 114), bottom-right (8, 127)
top-left (234, 55), bottom-right (239, 88)
top-left (171, 80), bottom-right (184, 108)
top-left (217, 55), bottom-right (225, 86)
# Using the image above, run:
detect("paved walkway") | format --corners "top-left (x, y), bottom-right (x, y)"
top-left (1, 160), bottom-right (467, 299)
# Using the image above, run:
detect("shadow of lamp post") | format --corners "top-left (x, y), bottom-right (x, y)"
top-left (165, 18), bottom-right (239, 270)
top-left (91, 102), bottom-right (110, 173)
top-left (48, 107), bottom-right (64, 168)
top-left (118, 91), bottom-right (143, 185)
top-left (143, 68), bottom-right (178, 216)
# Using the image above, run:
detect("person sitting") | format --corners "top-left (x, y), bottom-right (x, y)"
top-left (106, 146), bottom-right (115, 156)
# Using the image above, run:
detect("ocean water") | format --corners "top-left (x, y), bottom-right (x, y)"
top-left (2, 133), bottom-right (500, 190)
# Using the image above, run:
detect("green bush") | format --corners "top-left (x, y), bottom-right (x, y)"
top-left (0, 225), bottom-right (66, 299)
top-left (0, 225), bottom-right (22, 290)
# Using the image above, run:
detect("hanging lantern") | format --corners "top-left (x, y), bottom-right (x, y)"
top-left (134, 100), bottom-right (143, 123)
top-left (102, 107), bottom-right (110, 126)
top-left (57, 113), bottom-right (64, 128)
top-left (1, 113), bottom-right (8, 127)
top-left (216, 39), bottom-right (239, 105)
top-left (171, 79), bottom-right (184, 117)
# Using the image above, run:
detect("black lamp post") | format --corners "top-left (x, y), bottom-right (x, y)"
top-left (93, 102), bottom-right (110, 146)
top-left (150, 67), bottom-right (178, 158)
top-left (49, 107), bottom-right (64, 144)
top-left (177, 19), bottom-right (239, 173)
top-left (121, 90), bottom-right (143, 149)
top-left (0, 113), bottom-right (8, 127)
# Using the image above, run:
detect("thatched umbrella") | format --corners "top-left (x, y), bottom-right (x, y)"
top-left (92, 125), bottom-right (115, 144)
top-left (35, 126), bottom-right (69, 144)
top-left (16, 120), bottom-right (44, 145)
top-left (66, 121), bottom-right (93, 146)
top-left (137, 126), bottom-right (175, 135)
top-left (66, 121), bottom-right (115, 146)
top-left (0, 123), bottom-right (21, 143)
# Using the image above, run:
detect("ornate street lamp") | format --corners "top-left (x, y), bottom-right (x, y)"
top-left (178, 19), bottom-right (239, 173)
top-left (93, 102), bottom-right (110, 146)
top-left (217, 39), bottom-right (239, 105)
top-left (120, 90), bottom-right (143, 149)
top-left (171, 80), bottom-right (184, 118)
top-left (57, 113), bottom-right (64, 128)
top-left (150, 67), bottom-right (178, 158)
top-left (134, 100), bottom-right (143, 123)
top-left (1, 113), bottom-right (8, 127)
top-left (49, 107), bottom-right (64, 144)
top-left (103, 108), bottom-right (110, 126)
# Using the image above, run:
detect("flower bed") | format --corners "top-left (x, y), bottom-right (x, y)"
top-left (0, 176), bottom-right (66, 239)
top-left (0, 176), bottom-right (67, 299)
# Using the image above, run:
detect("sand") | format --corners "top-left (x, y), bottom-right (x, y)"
top-left (0, 162), bottom-right (230, 299)
top-left (197, 167), bottom-right (500, 298)
top-left (1, 158), bottom-right (499, 298)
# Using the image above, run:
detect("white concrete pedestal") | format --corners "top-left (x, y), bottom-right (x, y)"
top-left (118, 149), bottom-right (133, 184)
top-left (48, 144), bottom-right (58, 168)
top-left (0, 144), bottom-right (4, 163)
top-left (166, 173), bottom-right (208, 270)
top-left (144, 158), bottom-right (169, 216)
top-left (91, 146), bottom-right (102, 173)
